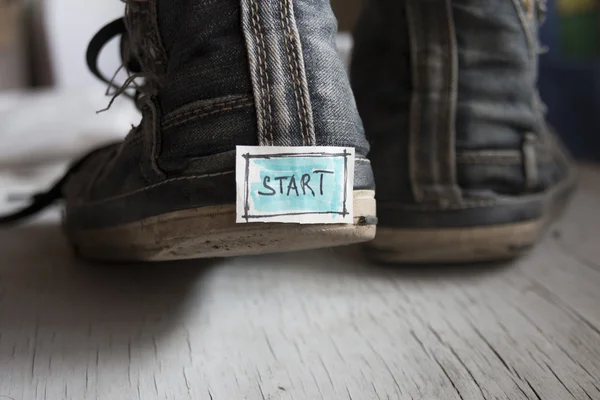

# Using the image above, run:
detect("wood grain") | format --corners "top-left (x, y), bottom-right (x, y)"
top-left (0, 165), bottom-right (598, 400)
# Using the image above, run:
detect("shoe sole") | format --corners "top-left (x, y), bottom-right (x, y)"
top-left (70, 190), bottom-right (376, 262)
top-left (366, 171), bottom-right (577, 264)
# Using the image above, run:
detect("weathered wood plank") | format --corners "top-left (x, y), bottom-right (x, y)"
top-left (0, 165), bottom-right (598, 400)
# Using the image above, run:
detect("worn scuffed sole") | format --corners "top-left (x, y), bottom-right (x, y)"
top-left (367, 172), bottom-right (577, 264)
top-left (367, 220), bottom-right (546, 264)
top-left (70, 190), bottom-right (376, 262)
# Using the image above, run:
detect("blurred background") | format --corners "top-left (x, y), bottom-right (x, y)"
top-left (0, 4), bottom-right (598, 400)
top-left (0, 0), bottom-right (598, 166)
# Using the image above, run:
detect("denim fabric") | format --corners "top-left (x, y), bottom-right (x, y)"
top-left (155, 0), bottom-right (370, 171)
top-left (156, 0), bottom-right (252, 114)
top-left (63, 0), bottom-right (374, 231)
top-left (352, 0), bottom-right (569, 208)
top-left (454, 0), bottom-right (540, 151)
top-left (293, 0), bottom-right (367, 153)
top-left (239, 0), bottom-right (369, 154)
top-left (351, 0), bottom-right (412, 203)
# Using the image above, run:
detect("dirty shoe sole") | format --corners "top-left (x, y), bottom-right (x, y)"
top-left (69, 190), bottom-right (376, 262)
top-left (367, 171), bottom-right (577, 264)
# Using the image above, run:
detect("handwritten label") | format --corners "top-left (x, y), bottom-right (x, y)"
top-left (236, 146), bottom-right (355, 224)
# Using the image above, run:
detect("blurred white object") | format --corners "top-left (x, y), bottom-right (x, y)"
top-left (0, 88), bottom-right (140, 166)
top-left (0, 88), bottom-right (139, 213)
top-left (37, 0), bottom-right (126, 88)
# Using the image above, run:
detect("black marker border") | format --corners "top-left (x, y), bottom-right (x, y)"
top-left (242, 151), bottom-right (351, 222)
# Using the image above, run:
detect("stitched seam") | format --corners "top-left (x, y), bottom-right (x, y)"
top-left (73, 171), bottom-right (235, 208)
top-left (378, 200), bottom-right (498, 211)
top-left (162, 101), bottom-right (254, 129)
top-left (511, 0), bottom-right (536, 71)
top-left (250, 0), bottom-right (274, 145)
top-left (282, 0), bottom-right (313, 146)
top-left (440, 2), bottom-right (450, 188)
top-left (280, 0), bottom-right (307, 145)
top-left (456, 153), bottom-right (553, 164)
top-left (406, 0), bottom-right (423, 203)
top-left (136, 103), bottom-right (154, 183)
top-left (443, 0), bottom-right (459, 195)
top-left (138, 111), bottom-right (154, 183)
top-left (75, 156), bottom-right (370, 208)
top-left (458, 159), bottom-right (526, 165)
top-left (456, 157), bottom-right (553, 164)
top-left (288, 8), bottom-right (314, 145)
top-left (434, 7), bottom-right (449, 190)
top-left (249, 0), bottom-right (269, 145)
top-left (511, 0), bottom-right (543, 134)
top-left (162, 97), bottom-right (253, 125)
top-left (457, 155), bottom-right (520, 164)
top-left (149, 99), bottom-right (166, 178)
top-left (149, 0), bottom-right (168, 68)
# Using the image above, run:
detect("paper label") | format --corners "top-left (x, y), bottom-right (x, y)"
top-left (236, 146), bottom-right (355, 224)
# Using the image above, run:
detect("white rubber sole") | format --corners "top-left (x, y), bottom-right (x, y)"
top-left (70, 190), bottom-right (376, 262)
top-left (367, 171), bottom-right (577, 264)
top-left (368, 220), bottom-right (544, 264)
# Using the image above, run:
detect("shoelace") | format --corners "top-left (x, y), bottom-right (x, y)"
top-left (86, 17), bottom-right (149, 109)
top-left (86, 18), bottom-right (140, 88)
top-left (0, 18), bottom-right (140, 226)
top-left (0, 144), bottom-right (117, 226)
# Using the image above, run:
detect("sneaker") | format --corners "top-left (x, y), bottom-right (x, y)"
top-left (0, 0), bottom-right (376, 261)
top-left (351, 0), bottom-right (576, 263)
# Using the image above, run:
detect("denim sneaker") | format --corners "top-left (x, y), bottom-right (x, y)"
top-left (0, 0), bottom-right (376, 261)
top-left (351, 0), bottom-right (576, 263)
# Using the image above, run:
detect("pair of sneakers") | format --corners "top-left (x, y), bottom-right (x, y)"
top-left (1, 0), bottom-right (576, 264)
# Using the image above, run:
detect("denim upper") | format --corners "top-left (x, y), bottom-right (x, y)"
top-left (152, 0), bottom-right (370, 167)
top-left (63, 0), bottom-right (374, 230)
top-left (352, 0), bottom-right (569, 213)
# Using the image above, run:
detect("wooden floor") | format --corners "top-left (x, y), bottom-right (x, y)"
top-left (0, 165), bottom-right (599, 400)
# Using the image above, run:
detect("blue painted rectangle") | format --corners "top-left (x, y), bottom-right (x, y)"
top-left (236, 146), bottom-right (355, 224)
